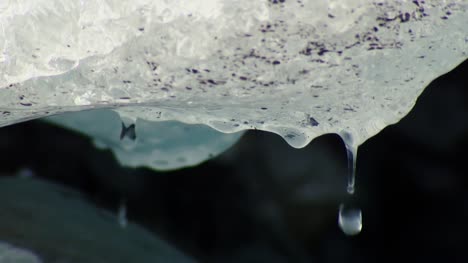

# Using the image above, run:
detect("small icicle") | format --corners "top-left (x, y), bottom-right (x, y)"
top-left (340, 131), bottom-right (357, 195)
top-left (338, 131), bottom-right (362, 236)
top-left (117, 200), bottom-right (128, 229)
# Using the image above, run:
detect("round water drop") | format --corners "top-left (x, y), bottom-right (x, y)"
top-left (338, 204), bottom-right (362, 236)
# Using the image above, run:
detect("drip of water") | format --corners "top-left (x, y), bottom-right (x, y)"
top-left (338, 131), bottom-right (362, 235)
top-left (338, 204), bottom-right (362, 236)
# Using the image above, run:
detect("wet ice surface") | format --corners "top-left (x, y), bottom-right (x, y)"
top-left (1, 0), bottom-right (467, 149)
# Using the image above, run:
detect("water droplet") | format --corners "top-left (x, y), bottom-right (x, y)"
top-left (338, 203), bottom-right (362, 236)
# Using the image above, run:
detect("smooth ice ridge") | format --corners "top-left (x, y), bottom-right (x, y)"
top-left (1, 0), bottom-right (467, 148)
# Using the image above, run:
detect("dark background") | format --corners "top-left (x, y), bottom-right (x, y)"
top-left (0, 59), bottom-right (467, 262)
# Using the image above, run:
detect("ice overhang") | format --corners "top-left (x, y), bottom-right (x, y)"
top-left (1, 0), bottom-right (467, 148)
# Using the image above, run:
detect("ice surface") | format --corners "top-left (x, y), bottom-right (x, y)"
top-left (1, 0), bottom-right (467, 147)
top-left (45, 109), bottom-right (244, 170)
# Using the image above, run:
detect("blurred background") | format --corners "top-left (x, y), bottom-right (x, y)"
top-left (0, 59), bottom-right (467, 262)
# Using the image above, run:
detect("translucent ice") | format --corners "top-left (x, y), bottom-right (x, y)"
top-left (46, 109), bottom-right (244, 170)
top-left (1, 0), bottom-right (467, 148)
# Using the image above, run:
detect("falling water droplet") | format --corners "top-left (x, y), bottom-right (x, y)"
top-left (338, 204), bottom-right (362, 236)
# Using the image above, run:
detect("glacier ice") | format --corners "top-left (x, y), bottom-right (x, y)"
top-left (1, 0), bottom-right (467, 149)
